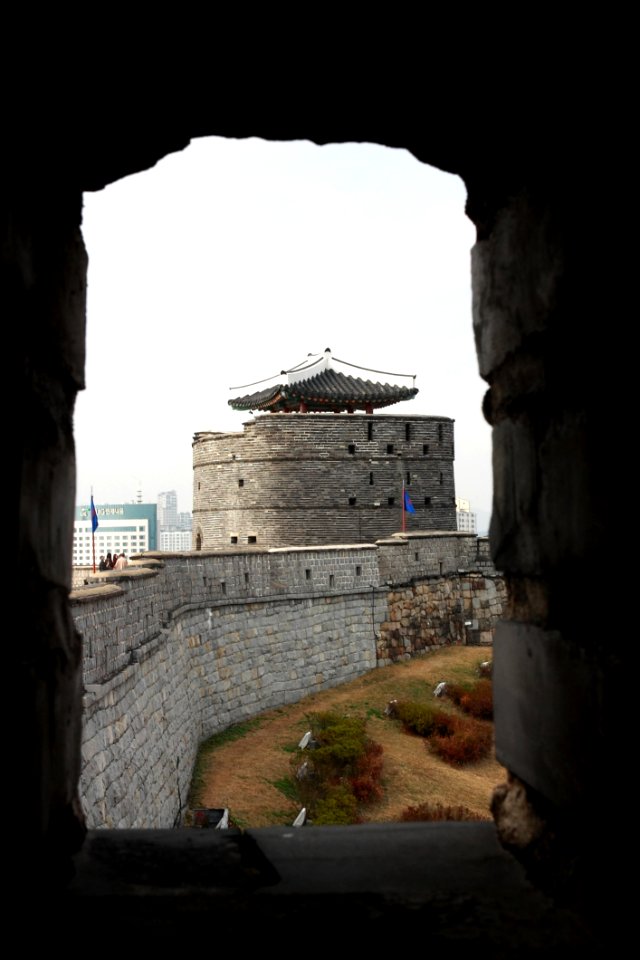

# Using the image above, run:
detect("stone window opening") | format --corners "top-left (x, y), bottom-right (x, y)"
top-left (247, 535), bottom-right (257, 544)
top-left (349, 496), bottom-right (356, 506)
top-left (356, 565), bottom-right (362, 576)
top-left (438, 424), bottom-right (443, 442)
top-left (387, 443), bottom-right (394, 454)
top-left (244, 572), bottom-right (249, 584)
top-left (425, 497), bottom-right (432, 507)
top-left (406, 471), bottom-right (411, 485)
top-left (230, 535), bottom-right (238, 544)
top-left (369, 472), bottom-right (374, 485)
top-left (220, 581), bottom-right (226, 595)
top-left (305, 569), bottom-right (311, 580)
top-left (329, 574), bottom-right (335, 587)
top-left (17, 118), bottom-right (612, 948)
top-left (423, 444), bottom-right (429, 455)
top-left (405, 423), bottom-right (411, 441)
top-left (348, 443), bottom-right (356, 454)
top-left (238, 478), bottom-right (244, 487)
top-left (367, 422), bottom-right (373, 441)
top-left (388, 496), bottom-right (395, 506)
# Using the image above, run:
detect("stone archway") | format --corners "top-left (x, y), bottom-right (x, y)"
top-left (11, 85), bottom-right (625, 946)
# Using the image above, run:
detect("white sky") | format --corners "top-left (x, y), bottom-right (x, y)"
top-left (75, 136), bottom-right (493, 532)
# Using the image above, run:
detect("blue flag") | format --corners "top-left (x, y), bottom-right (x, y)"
top-left (90, 495), bottom-right (99, 533)
top-left (404, 490), bottom-right (416, 514)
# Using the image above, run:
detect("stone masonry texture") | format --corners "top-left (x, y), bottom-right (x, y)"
top-left (192, 413), bottom-right (456, 549)
top-left (72, 536), bottom-right (503, 829)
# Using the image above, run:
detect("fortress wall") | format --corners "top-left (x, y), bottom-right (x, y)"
top-left (376, 533), bottom-right (505, 661)
top-left (192, 414), bottom-right (457, 548)
top-left (81, 631), bottom-right (198, 829)
top-left (377, 530), bottom-right (481, 583)
top-left (379, 574), bottom-right (507, 662)
top-left (78, 590), bottom-right (383, 829)
top-left (72, 535), bottom-right (502, 828)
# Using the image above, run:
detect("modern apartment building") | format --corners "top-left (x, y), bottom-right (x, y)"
top-left (73, 502), bottom-right (157, 566)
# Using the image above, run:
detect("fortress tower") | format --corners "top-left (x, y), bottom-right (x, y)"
top-left (192, 349), bottom-right (456, 549)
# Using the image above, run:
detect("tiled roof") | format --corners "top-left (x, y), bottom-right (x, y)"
top-left (229, 368), bottom-right (418, 413)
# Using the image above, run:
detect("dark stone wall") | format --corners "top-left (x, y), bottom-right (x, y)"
top-left (9, 64), bottom-right (631, 944)
top-left (193, 414), bottom-right (456, 548)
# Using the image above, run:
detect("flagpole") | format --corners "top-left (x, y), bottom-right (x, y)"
top-left (401, 481), bottom-right (406, 533)
top-left (91, 486), bottom-right (96, 573)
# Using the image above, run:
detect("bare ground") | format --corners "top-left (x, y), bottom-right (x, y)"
top-left (191, 645), bottom-right (506, 828)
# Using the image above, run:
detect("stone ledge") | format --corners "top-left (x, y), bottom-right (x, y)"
top-left (391, 530), bottom-right (478, 540)
top-left (268, 543), bottom-right (378, 554)
top-left (57, 823), bottom-right (596, 948)
top-left (70, 583), bottom-right (124, 602)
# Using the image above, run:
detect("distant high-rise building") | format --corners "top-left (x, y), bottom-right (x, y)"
top-left (157, 490), bottom-right (192, 551)
top-left (157, 490), bottom-right (178, 529)
top-left (455, 497), bottom-right (477, 533)
top-left (177, 512), bottom-right (192, 532)
top-left (159, 530), bottom-right (193, 551)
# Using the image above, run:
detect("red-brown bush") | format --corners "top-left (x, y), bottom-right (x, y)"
top-left (429, 714), bottom-right (493, 765)
top-left (400, 801), bottom-right (486, 822)
top-left (443, 678), bottom-right (493, 720)
top-left (350, 741), bottom-right (384, 803)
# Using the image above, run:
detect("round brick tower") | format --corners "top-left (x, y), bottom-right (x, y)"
top-left (193, 351), bottom-right (456, 549)
top-left (192, 410), bottom-right (456, 550)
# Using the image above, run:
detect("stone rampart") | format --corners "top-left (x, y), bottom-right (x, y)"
top-left (375, 533), bottom-right (505, 659)
top-left (71, 535), bottom-right (503, 829)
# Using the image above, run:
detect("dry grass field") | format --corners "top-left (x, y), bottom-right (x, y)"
top-left (189, 644), bottom-right (506, 829)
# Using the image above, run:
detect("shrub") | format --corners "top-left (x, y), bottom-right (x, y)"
top-left (313, 785), bottom-right (359, 825)
top-left (351, 741), bottom-right (384, 803)
top-left (400, 801), bottom-right (485, 822)
top-left (389, 700), bottom-right (456, 738)
top-left (444, 678), bottom-right (493, 721)
top-left (291, 711), bottom-right (385, 824)
top-left (429, 714), bottom-right (493, 765)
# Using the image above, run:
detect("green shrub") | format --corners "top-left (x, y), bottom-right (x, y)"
top-left (290, 710), bottom-right (385, 824)
top-left (313, 785), bottom-right (359, 825)
top-left (390, 700), bottom-right (456, 738)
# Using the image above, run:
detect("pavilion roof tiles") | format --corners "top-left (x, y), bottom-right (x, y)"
top-left (228, 352), bottom-right (418, 414)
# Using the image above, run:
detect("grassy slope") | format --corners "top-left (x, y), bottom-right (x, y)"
top-left (188, 645), bottom-right (505, 829)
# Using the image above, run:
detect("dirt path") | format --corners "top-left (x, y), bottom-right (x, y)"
top-left (191, 645), bottom-right (505, 829)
